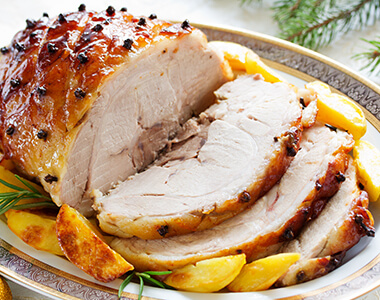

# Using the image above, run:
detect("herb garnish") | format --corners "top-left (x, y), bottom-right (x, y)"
top-left (354, 38), bottom-right (380, 75)
top-left (0, 175), bottom-right (55, 215)
top-left (118, 270), bottom-right (173, 300)
top-left (240, 0), bottom-right (380, 75)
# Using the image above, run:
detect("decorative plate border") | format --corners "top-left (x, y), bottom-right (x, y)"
top-left (1, 24), bottom-right (380, 300)
top-left (0, 240), bottom-right (135, 300)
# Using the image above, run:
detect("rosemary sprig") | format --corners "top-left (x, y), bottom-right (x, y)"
top-left (118, 270), bottom-right (173, 300)
top-left (0, 175), bottom-right (54, 215)
top-left (354, 37), bottom-right (380, 74)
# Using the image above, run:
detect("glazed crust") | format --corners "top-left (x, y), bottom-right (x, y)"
top-left (275, 190), bottom-right (374, 287)
top-left (0, 9), bottom-right (194, 197)
top-left (97, 124), bottom-right (303, 240)
top-left (110, 127), bottom-right (354, 271)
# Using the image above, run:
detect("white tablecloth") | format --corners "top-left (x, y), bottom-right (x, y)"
top-left (1, 0), bottom-right (380, 299)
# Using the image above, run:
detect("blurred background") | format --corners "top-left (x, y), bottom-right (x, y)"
top-left (0, 0), bottom-right (379, 85)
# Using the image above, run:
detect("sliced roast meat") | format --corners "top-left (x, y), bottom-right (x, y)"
top-left (94, 75), bottom-right (303, 239)
top-left (0, 10), bottom-right (231, 215)
top-left (110, 123), bottom-right (354, 271)
top-left (276, 159), bottom-right (375, 287)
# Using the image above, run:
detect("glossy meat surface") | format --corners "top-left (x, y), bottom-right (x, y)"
top-left (0, 9), bottom-right (229, 214)
top-left (276, 158), bottom-right (374, 286)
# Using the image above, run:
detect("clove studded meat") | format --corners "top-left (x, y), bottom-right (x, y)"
top-left (0, 8), bottom-right (230, 216)
top-left (110, 123), bottom-right (355, 271)
top-left (94, 75), bottom-right (303, 239)
top-left (276, 158), bottom-right (374, 286)
top-left (0, 7), bottom-right (375, 288)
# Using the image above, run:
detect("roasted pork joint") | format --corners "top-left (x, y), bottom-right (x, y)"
top-left (94, 75), bottom-right (303, 239)
top-left (110, 123), bottom-right (354, 271)
top-left (0, 9), bottom-right (230, 215)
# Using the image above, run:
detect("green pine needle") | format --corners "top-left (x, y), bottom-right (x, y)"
top-left (240, 0), bottom-right (262, 5)
top-left (118, 270), bottom-right (173, 299)
top-left (273, 0), bottom-right (380, 50)
top-left (354, 37), bottom-right (380, 74)
top-left (0, 175), bottom-right (54, 215)
top-left (240, 0), bottom-right (380, 74)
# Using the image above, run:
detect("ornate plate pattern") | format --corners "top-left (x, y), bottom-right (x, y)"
top-left (1, 24), bottom-right (380, 300)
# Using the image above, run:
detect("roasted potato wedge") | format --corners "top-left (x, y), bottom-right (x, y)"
top-left (6, 209), bottom-right (64, 256)
top-left (56, 204), bottom-right (133, 282)
top-left (228, 253), bottom-right (300, 292)
top-left (164, 254), bottom-right (246, 292)
top-left (0, 276), bottom-right (12, 300)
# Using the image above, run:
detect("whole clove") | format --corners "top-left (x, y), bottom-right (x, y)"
top-left (78, 4), bottom-right (86, 11)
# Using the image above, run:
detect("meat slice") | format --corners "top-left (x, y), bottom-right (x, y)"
top-left (0, 9), bottom-right (230, 215)
top-left (275, 159), bottom-right (375, 287)
top-left (94, 75), bottom-right (303, 239)
top-left (110, 123), bottom-right (354, 271)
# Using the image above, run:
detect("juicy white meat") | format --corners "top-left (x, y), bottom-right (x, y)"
top-left (110, 123), bottom-right (354, 271)
top-left (276, 159), bottom-right (374, 286)
top-left (60, 29), bottom-right (229, 215)
top-left (94, 75), bottom-right (303, 239)
top-left (0, 10), bottom-right (230, 216)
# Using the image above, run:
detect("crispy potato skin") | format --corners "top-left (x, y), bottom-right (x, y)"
top-left (227, 253), bottom-right (300, 292)
top-left (164, 254), bottom-right (246, 292)
top-left (56, 204), bottom-right (133, 282)
top-left (6, 209), bottom-right (64, 256)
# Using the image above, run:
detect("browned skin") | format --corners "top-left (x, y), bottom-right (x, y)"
top-left (279, 252), bottom-right (347, 287)
top-left (111, 145), bottom-right (352, 272)
top-left (21, 225), bottom-right (45, 245)
top-left (325, 191), bottom-right (374, 253)
top-left (275, 190), bottom-right (374, 287)
top-left (212, 152), bottom-right (350, 263)
top-left (56, 204), bottom-right (133, 282)
top-left (0, 9), bottom-right (194, 198)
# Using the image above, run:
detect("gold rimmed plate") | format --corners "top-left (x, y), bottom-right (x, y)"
top-left (1, 24), bottom-right (380, 300)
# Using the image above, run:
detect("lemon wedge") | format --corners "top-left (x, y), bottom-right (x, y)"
top-left (306, 81), bottom-right (367, 140)
top-left (209, 41), bottom-right (284, 82)
top-left (353, 140), bottom-right (380, 201)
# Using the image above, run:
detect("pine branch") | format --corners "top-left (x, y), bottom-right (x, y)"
top-left (273, 0), bottom-right (380, 50)
top-left (240, 0), bottom-right (262, 5)
top-left (354, 37), bottom-right (380, 74)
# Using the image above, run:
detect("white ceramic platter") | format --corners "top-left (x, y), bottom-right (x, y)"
top-left (1, 24), bottom-right (380, 300)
